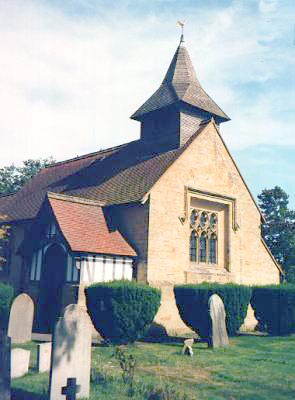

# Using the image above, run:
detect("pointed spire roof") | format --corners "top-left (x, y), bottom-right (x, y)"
top-left (131, 40), bottom-right (229, 122)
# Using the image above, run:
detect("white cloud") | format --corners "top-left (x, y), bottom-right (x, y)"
top-left (0, 0), bottom-right (294, 166)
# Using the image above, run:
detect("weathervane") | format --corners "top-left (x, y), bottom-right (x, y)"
top-left (177, 20), bottom-right (185, 43)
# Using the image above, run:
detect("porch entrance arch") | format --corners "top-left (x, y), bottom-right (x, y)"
top-left (37, 243), bottom-right (67, 333)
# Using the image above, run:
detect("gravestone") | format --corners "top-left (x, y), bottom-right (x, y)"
top-left (11, 348), bottom-right (31, 378)
top-left (182, 338), bottom-right (194, 356)
top-left (0, 331), bottom-right (11, 400)
top-left (8, 293), bottom-right (34, 344)
top-left (37, 342), bottom-right (52, 373)
top-left (208, 294), bottom-right (229, 348)
top-left (49, 304), bottom-right (92, 400)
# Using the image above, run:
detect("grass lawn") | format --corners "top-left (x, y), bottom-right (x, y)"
top-left (11, 335), bottom-right (295, 400)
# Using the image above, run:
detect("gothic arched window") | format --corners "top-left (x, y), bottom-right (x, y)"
top-left (199, 232), bottom-right (207, 263)
top-left (209, 234), bottom-right (217, 264)
top-left (189, 208), bottom-right (218, 265)
top-left (190, 231), bottom-right (197, 262)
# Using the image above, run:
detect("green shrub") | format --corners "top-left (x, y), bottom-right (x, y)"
top-left (0, 282), bottom-right (14, 332)
top-left (85, 280), bottom-right (161, 344)
top-left (251, 284), bottom-right (295, 335)
top-left (174, 283), bottom-right (252, 338)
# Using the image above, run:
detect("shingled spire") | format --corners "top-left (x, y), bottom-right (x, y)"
top-left (131, 38), bottom-right (230, 150)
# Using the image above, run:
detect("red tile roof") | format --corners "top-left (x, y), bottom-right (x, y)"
top-left (48, 193), bottom-right (136, 257)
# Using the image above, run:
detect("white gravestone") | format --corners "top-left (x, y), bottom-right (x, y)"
top-left (37, 342), bottom-right (52, 373)
top-left (0, 331), bottom-right (11, 400)
top-left (8, 293), bottom-right (34, 344)
top-left (49, 304), bottom-right (92, 400)
top-left (11, 348), bottom-right (31, 378)
top-left (208, 294), bottom-right (229, 348)
top-left (182, 338), bottom-right (194, 356)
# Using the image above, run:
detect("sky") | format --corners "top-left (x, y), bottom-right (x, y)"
top-left (0, 0), bottom-right (294, 206)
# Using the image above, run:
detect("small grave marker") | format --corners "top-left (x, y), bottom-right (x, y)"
top-left (49, 304), bottom-right (92, 399)
top-left (61, 378), bottom-right (81, 400)
top-left (182, 338), bottom-right (194, 356)
top-left (208, 294), bottom-right (229, 348)
top-left (11, 348), bottom-right (30, 378)
top-left (8, 293), bottom-right (34, 344)
top-left (37, 342), bottom-right (52, 373)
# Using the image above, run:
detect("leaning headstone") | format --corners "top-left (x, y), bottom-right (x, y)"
top-left (49, 304), bottom-right (92, 400)
top-left (8, 293), bottom-right (34, 344)
top-left (208, 294), bottom-right (229, 348)
top-left (11, 348), bottom-right (31, 378)
top-left (182, 338), bottom-right (194, 356)
top-left (37, 342), bottom-right (52, 373)
top-left (0, 331), bottom-right (11, 400)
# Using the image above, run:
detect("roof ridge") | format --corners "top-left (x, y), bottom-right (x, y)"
top-left (45, 140), bottom-right (137, 169)
top-left (47, 192), bottom-right (104, 207)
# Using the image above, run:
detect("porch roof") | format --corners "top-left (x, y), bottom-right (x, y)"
top-left (47, 192), bottom-right (136, 257)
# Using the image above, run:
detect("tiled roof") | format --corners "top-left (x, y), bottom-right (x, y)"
top-left (0, 194), bottom-right (16, 222)
top-left (0, 122), bottom-right (210, 223)
top-left (0, 142), bottom-right (131, 222)
top-left (48, 193), bottom-right (136, 257)
top-left (131, 42), bottom-right (229, 121)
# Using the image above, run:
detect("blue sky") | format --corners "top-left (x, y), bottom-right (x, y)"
top-left (0, 0), bottom-right (294, 206)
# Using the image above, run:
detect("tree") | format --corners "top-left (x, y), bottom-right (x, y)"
top-left (0, 157), bottom-right (55, 196)
top-left (0, 224), bottom-right (9, 268)
top-left (258, 186), bottom-right (295, 281)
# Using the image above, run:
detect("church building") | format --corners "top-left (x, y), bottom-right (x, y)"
top-left (0, 35), bottom-right (281, 333)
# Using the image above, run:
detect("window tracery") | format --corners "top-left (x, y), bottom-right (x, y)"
top-left (189, 209), bottom-right (218, 264)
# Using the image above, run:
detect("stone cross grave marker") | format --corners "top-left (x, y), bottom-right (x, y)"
top-left (11, 348), bottom-right (31, 378)
top-left (0, 331), bottom-right (11, 400)
top-left (208, 294), bottom-right (229, 348)
top-left (8, 293), bottom-right (34, 344)
top-left (49, 304), bottom-right (92, 400)
top-left (37, 342), bottom-right (52, 373)
top-left (62, 378), bottom-right (81, 400)
top-left (182, 338), bottom-right (194, 356)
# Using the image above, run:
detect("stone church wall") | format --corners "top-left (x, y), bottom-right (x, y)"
top-left (109, 203), bottom-right (150, 282)
top-left (146, 122), bottom-right (280, 333)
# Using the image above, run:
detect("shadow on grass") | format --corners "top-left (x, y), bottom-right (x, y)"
top-left (11, 388), bottom-right (48, 400)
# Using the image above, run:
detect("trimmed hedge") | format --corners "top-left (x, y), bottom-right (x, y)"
top-left (85, 280), bottom-right (161, 344)
top-left (174, 283), bottom-right (252, 338)
top-left (251, 285), bottom-right (295, 335)
top-left (0, 282), bottom-right (14, 332)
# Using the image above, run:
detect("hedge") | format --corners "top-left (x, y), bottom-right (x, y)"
top-left (174, 283), bottom-right (252, 338)
top-left (251, 285), bottom-right (295, 335)
top-left (85, 280), bottom-right (161, 344)
top-left (0, 282), bottom-right (14, 332)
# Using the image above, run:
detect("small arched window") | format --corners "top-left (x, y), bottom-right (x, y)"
top-left (210, 214), bottom-right (217, 230)
top-left (199, 232), bottom-right (207, 263)
top-left (209, 234), bottom-right (217, 264)
top-left (190, 209), bottom-right (197, 226)
top-left (190, 231), bottom-right (197, 262)
top-left (200, 212), bottom-right (208, 228)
